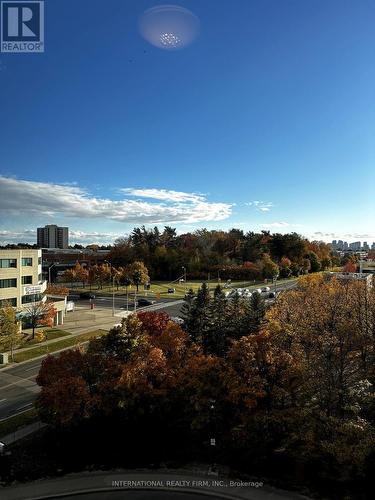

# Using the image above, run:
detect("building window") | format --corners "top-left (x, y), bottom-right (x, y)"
top-left (0, 259), bottom-right (17, 268)
top-left (22, 257), bottom-right (33, 266)
top-left (0, 278), bottom-right (17, 288)
top-left (21, 293), bottom-right (42, 304)
top-left (38, 257), bottom-right (42, 265)
top-left (22, 276), bottom-right (33, 285)
top-left (0, 297), bottom-right (17, 307)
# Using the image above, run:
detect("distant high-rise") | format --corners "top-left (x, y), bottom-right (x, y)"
top-left (37, 225), bottom-right (69, 249)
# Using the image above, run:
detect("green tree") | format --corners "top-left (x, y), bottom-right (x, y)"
top-left (307, 251), bottom-right (321, 273)
top-left (127, 261), bottom-right (150, 292)
top-left (206, 285), bottom-right (230, 355)
top-left (88, 314), bottom-right (144, 362)
top-left (182, 283), bottom-right (211, 345)
top-left (261, 254), bottom-right (279, 280)
top-left (243, 291), bottom-right (266, 334)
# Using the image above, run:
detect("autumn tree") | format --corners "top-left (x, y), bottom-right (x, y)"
top-left (0, 303), bottom-right (23, 361)
top-left (344, 260), bottom-right (357, 273)
top-left (137, 311), bottom-right (171, 336)
top-left (24, 301), bottom-right (57, 339)
top-left (44, 284), bottom-right (69, 296)
top-left (73, 262), bottom-right (89, 288)
top-left (62, 268), bottom-right (76, 286)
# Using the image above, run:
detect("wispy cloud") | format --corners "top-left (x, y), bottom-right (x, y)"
top-left (313, 231), bottom-right (375, 241)
top-left (260, 222), bottom-right (302, 229)
top-left (245, 200), bottom-right (274, 212)
top-left (0, 176), bottom-right (232, 224)
top-left (121, 188), bottom-right (206, 203)
top-left (0, 229), bottom-right (123, 245)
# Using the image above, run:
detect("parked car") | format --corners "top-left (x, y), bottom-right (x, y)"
top-left (262, 286), bottom-right (271, 293)
top-left (254, 288), bottom-right (262, 295)
top-left (167, 287), bottom-right (175, 293)
top-left (79, 292), bottom-right (96, 300)
top-left (171, 316), bottom-right (184, 325)
top-left (137, 298), bottom-right (156, 307)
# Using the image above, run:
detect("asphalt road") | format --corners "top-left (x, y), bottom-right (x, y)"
top-left (0, 359), bottom-right (40, 420)
top-left (0, 281), bottom-right (297, 422)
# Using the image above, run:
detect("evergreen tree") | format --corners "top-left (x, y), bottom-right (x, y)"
top-left (181, 283), bottom-right (211, 345)
top-left (206, 285), bottom-right (230, 356)
top-left (181, 288), bottom-right (197, 333)
top-left (243, 291), bottom-right (266, 334)
top-left (227, 290), bottom-right (246, 339)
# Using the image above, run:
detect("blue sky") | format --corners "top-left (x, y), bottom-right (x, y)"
top-left (1, 0), bottom-right (375, 245)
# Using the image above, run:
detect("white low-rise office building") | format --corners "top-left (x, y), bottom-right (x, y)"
top-left (0, 249), bottom-right (66, 326)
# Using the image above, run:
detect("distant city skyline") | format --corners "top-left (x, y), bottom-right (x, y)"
top-left (1, 1), bottom-right (374, 245)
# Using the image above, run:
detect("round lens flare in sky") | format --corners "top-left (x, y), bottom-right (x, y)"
top-left (139, 5), bottom-right (200, 50)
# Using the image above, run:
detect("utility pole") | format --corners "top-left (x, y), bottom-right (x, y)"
top-left (112, 275), bottom-right (115, 317)
top-left (105, 260), bottom-right (115, 317)
top-left (182, 266), bottom-right (187, 295)
top-left (48, 263), bottom-right (56, 284)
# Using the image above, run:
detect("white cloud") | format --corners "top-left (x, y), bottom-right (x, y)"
top-left (245, 201), bottom-right (274, 212)
top-left (0, 229), bottom-right (124, 246)
top-left (0, 176), bottom-right (232, 224)
top-left (120, 188), bottom-right (205, 203)
top-left (260, 222), bottom-right (302, 229)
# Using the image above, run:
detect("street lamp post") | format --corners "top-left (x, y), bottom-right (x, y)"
top-left (105, 260), bottom-right (115, 317)
top-left (273, 273), bottom-right (279, 299)
top-left (48, 263), bottom-right (56, 284)
top-left (182, 266), bottom-right (186, 294)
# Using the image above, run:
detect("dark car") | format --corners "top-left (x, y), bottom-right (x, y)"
top-left (167, 287), bottom-right (175, 293)
top-left (137, 298), bottom-right (156, 307)
top-left (79, 292), bottom-right (96, 300)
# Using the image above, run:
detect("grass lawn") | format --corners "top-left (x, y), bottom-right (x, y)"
top-left (13, 329), bottom-right (107, 363)
top-left (0, 408), bottom-right (38, 438)
top-left (68, 277), bottom-right (298, 299)
top-left (21, 328), bottom-right (71, 347)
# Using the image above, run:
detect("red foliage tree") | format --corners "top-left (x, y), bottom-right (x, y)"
top-left (137, 311), bottom-right (171, 336)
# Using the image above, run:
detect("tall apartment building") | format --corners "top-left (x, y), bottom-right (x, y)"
top-left (37, 225), bottom-right (69, 249)
top-left (0, 249), bottom-right (46, 308)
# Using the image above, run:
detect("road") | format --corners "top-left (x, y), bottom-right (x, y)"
top-left (0, 470), bottom-right (310, 500)
top-left (79, 280), bottom-right (297, 316)
top-left (0, 358), bottom-right (41, 421)
top-left (0, 280), bottom-right (297, 422)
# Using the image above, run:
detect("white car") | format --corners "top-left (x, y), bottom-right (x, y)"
top-left (262, 286), bottom-right (271, 293)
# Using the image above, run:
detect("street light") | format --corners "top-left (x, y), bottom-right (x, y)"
top-left (48, 263), bottom-right (56, 284)
top-left (182, 266), bottom-right (187, 294)
top-left (273, 273), bottom-right (279, 299)
top-left (104, 260), bottom-right (115, 317)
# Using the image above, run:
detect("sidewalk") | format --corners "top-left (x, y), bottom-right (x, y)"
top-left (4, 307), bottom-right (120, 359)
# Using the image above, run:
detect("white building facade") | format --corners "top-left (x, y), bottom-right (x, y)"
top-left (0, 249), bottom-right (66, 326)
